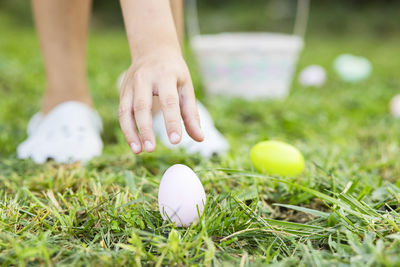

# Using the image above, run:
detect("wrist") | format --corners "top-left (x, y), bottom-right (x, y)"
top-left (130, 41), bottom-right (181, 61)
top-left (121, 0), bottom-right (181, 60)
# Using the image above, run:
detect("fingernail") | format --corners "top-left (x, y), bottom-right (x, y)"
top-left (130, 142), bottom-right (141, 153)
top-left (169, 132), bottom-right (181, 144)
top-left (198, 127), bottom-right (205, 140)
top-left (144, 141), bottom-right (154, 152)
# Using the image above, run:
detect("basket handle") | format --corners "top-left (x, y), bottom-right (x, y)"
top-left (185, 0), bottom-right (310, 38)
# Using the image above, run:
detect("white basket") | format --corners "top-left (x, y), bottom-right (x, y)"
top-left (186, 0), bottom-right (309, 100)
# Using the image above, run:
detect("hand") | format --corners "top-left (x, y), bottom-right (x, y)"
top-left (118, 47), bottom-right (204, 154)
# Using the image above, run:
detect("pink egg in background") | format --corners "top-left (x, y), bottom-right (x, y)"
top-left (299, 65), bottom-right (326, 87)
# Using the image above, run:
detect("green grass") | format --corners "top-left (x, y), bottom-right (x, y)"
top-left (1, 10), bottom-right (400, 266)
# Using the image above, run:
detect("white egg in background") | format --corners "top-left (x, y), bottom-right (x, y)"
top-left (299, 65), bottom-right (326, 87)
top-left (333, 54), bottom-right (372, 82)
top-left (390, 94), bottom-right (400, 118)
top-left (158, 164), bottom-right (206, 227)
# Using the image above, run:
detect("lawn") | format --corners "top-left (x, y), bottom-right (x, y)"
top-left (1, 5), bottom-right (400, 266)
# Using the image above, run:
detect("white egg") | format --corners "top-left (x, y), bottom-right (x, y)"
top-left (299, 65), bottom-right (326, 87)
top-left (333, 54), bottom-right (372, 82)
top-left (158, 164), bottom-right (206, 227)
top-left (390, 94), bottom-right (400, 118)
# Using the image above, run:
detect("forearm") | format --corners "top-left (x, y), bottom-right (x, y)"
top-left (120, 0), bottom-right (181, 59)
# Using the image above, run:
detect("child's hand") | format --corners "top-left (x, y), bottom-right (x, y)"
top-left (119, 0), bottom-right (203, 154)
top-left (119, 47), bottom-right (204, 154)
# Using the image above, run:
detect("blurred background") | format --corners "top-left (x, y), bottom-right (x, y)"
top-left (1, 0), bottom-right (399, 36)
top-left (1, 0), bottom-right (400, 158)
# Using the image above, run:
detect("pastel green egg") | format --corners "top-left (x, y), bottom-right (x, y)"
top-left (250, 140), bottom-right (304, 176)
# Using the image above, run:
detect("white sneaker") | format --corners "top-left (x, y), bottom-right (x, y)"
top-left (17, 101), bottom-right (103, 164)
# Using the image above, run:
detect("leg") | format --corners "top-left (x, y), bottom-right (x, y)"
top-left (17, 0), bottom-right (103, 164)
top-left (32, 0), bottom-right (92, 114)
